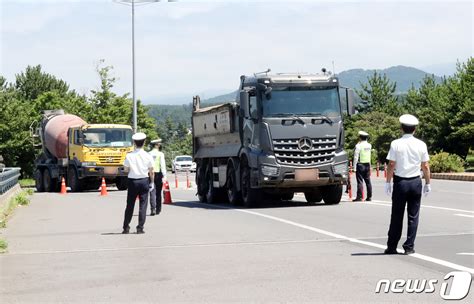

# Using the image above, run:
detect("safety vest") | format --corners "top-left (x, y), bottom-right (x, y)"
top-left (358, 141), bottom-right (372, 163)
top-left (153, 151), bottom-right (164, 173)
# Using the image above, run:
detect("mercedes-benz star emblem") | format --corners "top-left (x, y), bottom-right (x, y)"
top-left (298, 137), bottom-right (313, 152)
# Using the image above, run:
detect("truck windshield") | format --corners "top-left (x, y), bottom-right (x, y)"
top-left (83, 128), bottom-right (133, 147)
top-left (263, 86), bottom-right (341, 117)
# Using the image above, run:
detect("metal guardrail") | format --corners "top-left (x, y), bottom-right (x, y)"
top-left (0, 168), bottom-right (21, 195)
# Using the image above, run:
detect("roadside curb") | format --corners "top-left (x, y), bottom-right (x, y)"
top-left (430, 173), bottom-right (474, 182)
top-left (0, 184), bottom-right (22, 210)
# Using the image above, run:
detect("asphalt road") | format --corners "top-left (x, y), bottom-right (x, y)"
top-left (0, 173), bottom-right (473, 303)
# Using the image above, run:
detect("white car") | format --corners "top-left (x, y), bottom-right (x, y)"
top-left (172, 155), bottom-right (196, 173)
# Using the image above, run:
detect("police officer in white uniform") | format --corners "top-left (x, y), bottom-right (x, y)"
top-left (384, 114), bottom-right (431, 254)
top-left (353, 131), bottom-right (372, 202)
top-left (149, 139), bottom-right (167, 216)
top-left (122, 132), bottom-right (154, 234)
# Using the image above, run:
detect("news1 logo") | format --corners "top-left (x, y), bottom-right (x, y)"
top-left (375, 271), bottom-right (472, 300)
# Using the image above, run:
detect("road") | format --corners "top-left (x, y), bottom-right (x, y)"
top-left (0, 173), bottom-right (473, 303)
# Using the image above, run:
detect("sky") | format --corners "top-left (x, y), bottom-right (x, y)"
top-left (1, 0), bottom-right (472, 104)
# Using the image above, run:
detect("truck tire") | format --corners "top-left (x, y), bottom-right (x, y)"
top-left (196, 163), bottom-right (208, 203)
top-left (115, 177), bottom-right (128, 191)
top-left (321, 184), bottom-right (343, 205)
top-left (226, 165), bottom-right (241, 205)
top-left (304, 190), bottom-right (323, 204)
top-left (35, 169), bottom-right (45, 192)
top-left (68, 167), bottom-right (82, 192)
top-left (241, 164), bottom-right (261, 208)
top-left (43, 169), bottom-right (54, 192)
top-left (281, 193), bottom-right (294, 201)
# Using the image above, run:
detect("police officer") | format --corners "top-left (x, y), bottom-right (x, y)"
top-left (384, 114), bottom-right (431, 254)
top-left (353, 131), bottom-right (372, 202)
top-left (122, 132), bottom-right (154, 234)
top-left (149, 139), bottom-right (167, 216)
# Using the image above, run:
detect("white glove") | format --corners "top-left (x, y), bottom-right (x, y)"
top-left (149, 182), bottom-right (155, 192)
top-left (384, 183), bottom-right (392, 196)
top-left (423, 184), bottom-right (431, 197)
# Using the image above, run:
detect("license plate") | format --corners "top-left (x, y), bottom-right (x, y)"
top-left (295, 169), bottom-right (319, 181)
top-left (104, 167), bottom-right (117, 175)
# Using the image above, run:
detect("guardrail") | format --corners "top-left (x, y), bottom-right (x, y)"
top-left (0, 168), bottom-right (21, 195)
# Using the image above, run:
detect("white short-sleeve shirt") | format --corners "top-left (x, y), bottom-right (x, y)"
top-left (123, 149), bottom-right (154, 179)
top-left (386, 134), bottom-right (429, 178)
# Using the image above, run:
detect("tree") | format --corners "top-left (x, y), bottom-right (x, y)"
top-left (356, 71), bottom-right (402, 116)
top-left (15, 65), bottom-right (69, 100)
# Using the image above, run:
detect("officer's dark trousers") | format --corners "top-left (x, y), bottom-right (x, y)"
top-left (123, 177), bottom-right (149, 230)
top-left (150, 172), bottom-right (163, 213)
top-left (387, 176), bottom-right (422, 250)
top-left (356, 163), bottom-right (372, 199)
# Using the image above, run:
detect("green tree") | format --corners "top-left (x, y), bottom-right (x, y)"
top-left (356, 71), bottom-right (402, 116)
top-left (15, 65), bottom-right (69, 100)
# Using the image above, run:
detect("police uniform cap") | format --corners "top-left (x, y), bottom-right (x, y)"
top-left (150, 138), bottom-right (162, 144)
top-left (132, 132), bottom-right (146, 141)
top-left (358, 131), bottom-right (369, 136)
top-left (399, 114), bottom-right (419, 126)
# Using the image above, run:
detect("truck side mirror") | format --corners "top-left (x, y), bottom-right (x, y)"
top-left (345, 88), bottom-right (356, 116)
top-left (240, 90), bottom-right (250, 118)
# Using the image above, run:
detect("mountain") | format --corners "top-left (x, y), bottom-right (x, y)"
top-left (337, 65), bottom-right (443, 93)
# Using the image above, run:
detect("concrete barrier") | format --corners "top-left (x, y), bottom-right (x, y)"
top-left (431, 173), bottom-right (474, 182)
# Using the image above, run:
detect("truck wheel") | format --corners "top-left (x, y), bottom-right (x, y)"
top-left (241, 165), bottom-right (260, 208)
top-left (304, 190), bottom-right (323, 204)
top-left (205, 170), bottom-right (219, 204)
top-left (196, 164), bottom-right (208, 202)
top-left (321, 184), bottom-right (343, 205)
top-left (43, 169), bottom-right (53, 192)
top-left (35, 169), bottom-right (45, 192)
top-left (68, 167), bottom-right (81, 192)
top-left (281, 193), bottom-right (294, 201)
top-left (115, 177), bottom-right (128, 191)
top-left (226, 165), bottom-right (241, 205)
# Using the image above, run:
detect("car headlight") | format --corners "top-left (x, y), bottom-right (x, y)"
top-left (81, 162), bottom-right (97, 166)
top-left (333, 163), bottom-right (347, 175)
top-left (261, 165), bottom-right (279, 176)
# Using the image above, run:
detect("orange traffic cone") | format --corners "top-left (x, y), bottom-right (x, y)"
top-left (163, 181), bottom-right (172, 204)
top-left (100, 177), bottom-right (108, 196)
top-left (60, 177), bottom-right (67, 194)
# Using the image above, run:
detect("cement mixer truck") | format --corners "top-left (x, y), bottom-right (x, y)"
top-left (32, 110), bottom-right (133, 192)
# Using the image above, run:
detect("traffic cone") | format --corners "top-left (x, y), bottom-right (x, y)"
top-left (100, 177), bottom-right (108, 196)
top-left (163, 180), bottom-right (172, 204)
top-left (60, 177), bottom-right (67, 195)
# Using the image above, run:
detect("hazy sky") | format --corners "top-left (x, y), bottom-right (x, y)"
top-left (1, 0), bottom-right (472, 103)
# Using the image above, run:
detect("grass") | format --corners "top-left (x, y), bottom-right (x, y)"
top-left (0, 239), bottom-right (7, 253)
top-left (19, 179), bottom-right (35, 188)
top-left (0, 190), bottom-right (32, 229)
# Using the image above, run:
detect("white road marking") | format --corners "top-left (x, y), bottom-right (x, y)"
top-left (457, 253), bottom-right (474, 256)
top-left (173, 199), bottom-right (474, 274)
top-left (361, 199), bottom-right (474, 214)
top-left (454, 214), bottom-right (474, 218)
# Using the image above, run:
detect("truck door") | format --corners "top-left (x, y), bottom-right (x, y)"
top-left (242, 92), bottom-right (260, 148)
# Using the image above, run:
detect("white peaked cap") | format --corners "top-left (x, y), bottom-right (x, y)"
top-left (132, 132), bottom-right (146, 141)
top-left (150, 138), bottom-right (162, 144)
top-left (399, 114), bottom-right (419, 126)
top-left (358, 131), bottom-right (369, 136)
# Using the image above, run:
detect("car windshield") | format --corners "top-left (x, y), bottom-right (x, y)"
top-left (176, 156), bottom-right (192, 162)
top-left (83, 128), bottom-right (133, 147)
top-left (263, 86), bottom-right (341, 117)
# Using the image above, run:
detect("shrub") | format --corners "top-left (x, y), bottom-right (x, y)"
top-left (430, 152), bottom-right (465, 173)
top-left (0, 239), bottom-right (7, 253)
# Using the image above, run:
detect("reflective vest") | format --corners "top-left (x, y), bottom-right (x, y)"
top-left (356, 141), bottom-right (372, 164)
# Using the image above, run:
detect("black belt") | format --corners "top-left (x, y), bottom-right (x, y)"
top-left (394, 175), bottom-right (420, 182)
top-left (357, 163), bottom-right (370, 165)
top-left (128, 177), bottom-right (148, 181)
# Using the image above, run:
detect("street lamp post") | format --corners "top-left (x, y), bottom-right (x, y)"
top-left (115, 0), bottom-right (175, 133)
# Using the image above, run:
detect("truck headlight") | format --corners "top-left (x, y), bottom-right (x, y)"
top-left (261, 165), bottom-right (279, 176)
top-left (333, 163), bottom-right (347, 175)
top-left (81, 162), bottom-right (97, 166)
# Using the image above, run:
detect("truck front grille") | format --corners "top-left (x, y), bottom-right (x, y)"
top-left (272, 137), bottom-right (337, 166)
top-left (98, 155), bottom-right (122, 164)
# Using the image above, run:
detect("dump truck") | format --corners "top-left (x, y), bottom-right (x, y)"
top-left (32, 110), bottom-right (133, 192)
top-left (192, 70), bottom-right (356, 207)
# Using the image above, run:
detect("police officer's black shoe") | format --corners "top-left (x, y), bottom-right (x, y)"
top-left (150, 209), bottom-right (156, 216)
top-left (136, 228), bottom-right (145, 234)
top-left (384, 248), bottom-right (398, 254)
top-left (122, 227), bottom-right (130, 234)
top-left (366, 198), bottom-right (372, 202)
top-left (404, 248), bottom-right (415, 255)
top-left (352, 198), bottom-right (363, 202)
